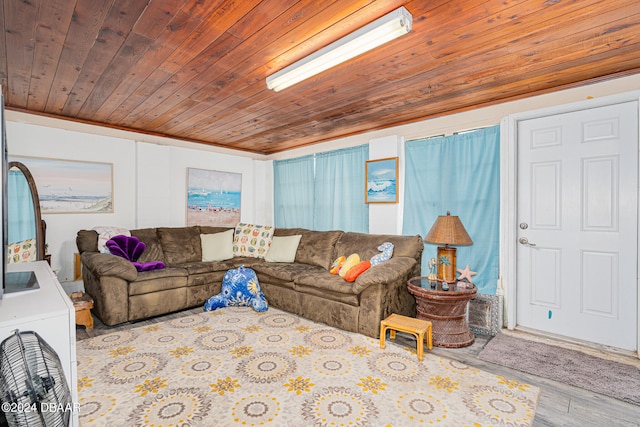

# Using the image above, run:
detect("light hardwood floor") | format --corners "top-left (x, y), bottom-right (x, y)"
top-left (76, 308), bottom-right (640, 427)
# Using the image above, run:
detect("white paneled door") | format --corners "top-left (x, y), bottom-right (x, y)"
top-left (516, 101), bottom-right (638, 351)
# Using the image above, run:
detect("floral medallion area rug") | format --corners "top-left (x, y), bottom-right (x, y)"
top-left (76, 307), bottom-right (540, 426)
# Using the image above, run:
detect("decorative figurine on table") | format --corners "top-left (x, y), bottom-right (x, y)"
top-left (427, 257), bottom-right (438, 289)
top-left (456, 264), bottom-right (477, 289)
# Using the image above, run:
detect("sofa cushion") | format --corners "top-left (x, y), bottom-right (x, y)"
top-left (201, 230), bottom-right (234, 261)
top-left (131, 228), bottom-right (166, 264)
top-left (294, 271), bottom-right (356, 294)
top-left (293, 273), bottom-right (359, 306)
top-left (188, 271), bottom-right (227, 288)
top-left (335, 232), bottom-right (423, 262)
top-left (274, 228), bottom-right (343, 270)
top-left (227, 256), bottom-right (265, 268)
top-left (129, 288), bottom-right (187, 321)
top-left (252, 262), bottom-right (325, 283)
top-left (157, 227), bottom-right (202, 266)
top-left (182, 261), bottom-right (236, 275)
top-left (295, 283), bottom-right (359, 306)
top-left (128, 267), bottom-right (188, 296)
top-left (265, 235), bottom-right (302, 263)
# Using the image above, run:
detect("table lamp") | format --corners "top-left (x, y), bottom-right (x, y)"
top-left (424, 211), bottom-right (473, 283)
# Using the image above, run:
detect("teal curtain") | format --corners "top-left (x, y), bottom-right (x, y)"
top-left (274, 155), bottom-right (315, 229)
top-left (8, 169), bottom-right (36, 244)
top-left (314, 145), bottom-right (369, 232)
top-left (403, 125), bottom-right (500, 295)
top-left (274, 145), bottom-right (369, 231)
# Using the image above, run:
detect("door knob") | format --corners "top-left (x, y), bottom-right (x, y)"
top-left (519, 237), bottom-right (536, 247)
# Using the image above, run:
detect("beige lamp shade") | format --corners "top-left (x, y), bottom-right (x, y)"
top-left (424, 211), bottom-right (473, 283)
top-left (424, 211), bottom-right (473, 246)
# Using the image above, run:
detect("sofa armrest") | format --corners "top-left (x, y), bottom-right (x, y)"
top-left (352, 257), bottom-right (416, 294)
top-left (81, 252), bottom-right (138, 281)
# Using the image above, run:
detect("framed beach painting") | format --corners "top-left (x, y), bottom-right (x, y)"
top-left (365, 157), bottom-right (398, 204)
top-left (186, 168), bottom-right (241, 226)
top-left (10, 156), bottom-right (113, 213)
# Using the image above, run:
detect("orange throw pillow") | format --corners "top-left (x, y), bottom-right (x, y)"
top-left (344, 260), bottom-right (371, 282)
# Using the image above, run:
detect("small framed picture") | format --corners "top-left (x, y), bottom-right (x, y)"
top-left (365, 157), bottom-right (398, 204)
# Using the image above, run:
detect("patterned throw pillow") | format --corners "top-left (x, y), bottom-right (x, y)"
top-left (93, 226), bottom-right (131, 254)
top-left (232, 223), bottom-right (274, 258)
top-left (7, 238), bottom-right (37, 264)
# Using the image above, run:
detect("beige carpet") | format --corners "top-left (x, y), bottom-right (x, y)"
top-left (76, 307), bottom-right (540, 426)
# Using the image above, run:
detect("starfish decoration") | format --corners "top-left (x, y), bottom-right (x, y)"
top-left (457, 264), bottom-right (477, 283)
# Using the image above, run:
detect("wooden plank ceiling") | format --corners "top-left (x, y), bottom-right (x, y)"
top-left (1, 0), bottom-right (639, 155)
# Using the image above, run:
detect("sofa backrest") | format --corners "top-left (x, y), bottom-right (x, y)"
top-left (76, 228), bottom-right (169, 264)
top-left (334, 232), bottom-right (424, 265)
top-left (131, 228), bottom-right (166, 264)
top-left (199, 226), bottom-right (234, 235)
top-left (77, 226), bottom-right (423, 271)
top-left (76, 230), bottom-right (99, 254)
top-left (274, 228), bottom-right (343, 270)
top-left (156, 226), bottom-right (202, 266)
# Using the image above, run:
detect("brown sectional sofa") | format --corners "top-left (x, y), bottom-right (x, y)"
top-left (76, 226), bottom-right (424, 338)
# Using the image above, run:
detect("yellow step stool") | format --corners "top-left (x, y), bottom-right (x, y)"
top-left (380, 313), bottom-right (432, 361)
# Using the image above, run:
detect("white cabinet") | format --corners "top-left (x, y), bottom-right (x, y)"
top-left (1, 261), bottom-right (78, 426)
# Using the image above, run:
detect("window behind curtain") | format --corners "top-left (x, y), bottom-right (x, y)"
top-left (403, 125), bottom-right (500, 295)
top-left (314, 146), bottom-right (368, 232)
top-left (273, 155), bottom-right (315, 229)
top-left (274, 144), bottom-right (369, 232)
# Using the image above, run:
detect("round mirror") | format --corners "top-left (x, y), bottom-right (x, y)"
top-left (7, 161), bottom-right (45, 262)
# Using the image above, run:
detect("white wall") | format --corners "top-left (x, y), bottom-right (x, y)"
top-left (5, 120), bottom-right (270, 283)
top-left (368, 135), bottom-right (403, 234)
top-left (6, 73), bottom-right (640, 282)
top-left (7, 122), bottom-right (137, 281)
top-left (135, 142), bottom-right (260, 228)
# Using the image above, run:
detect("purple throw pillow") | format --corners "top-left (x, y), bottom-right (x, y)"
top-left (106, 235), bottom-right (165, 272)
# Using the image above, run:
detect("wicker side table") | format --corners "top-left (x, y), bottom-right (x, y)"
top-left (407, 277), bottom-right (477, 348)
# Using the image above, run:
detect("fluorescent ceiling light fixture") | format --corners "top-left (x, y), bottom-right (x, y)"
top-left (266, 6), bottom-right (412, 92)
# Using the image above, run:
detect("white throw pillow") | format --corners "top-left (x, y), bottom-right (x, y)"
top-left (201, 229), bottom-right (234, 262)
top-left (265, 235), bottom-right (302, 263)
